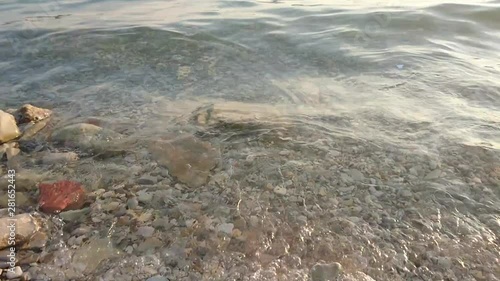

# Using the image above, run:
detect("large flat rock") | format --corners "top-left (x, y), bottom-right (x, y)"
top-left (149, 135), bottom-right (219, 188)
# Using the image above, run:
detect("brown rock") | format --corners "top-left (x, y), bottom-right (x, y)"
top-left (149, 135), bottom-right (219, 188)
top-left (13, 104), bottom-right (52, 125)
top-left (38, 181), bottom-right (86, 214)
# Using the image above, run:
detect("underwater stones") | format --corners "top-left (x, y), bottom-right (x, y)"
top-left (38, 181), bottom-right (86, 214)
top-left (424, 169), bottom-right (442, 180)
top-left (149, 135), bottom-right (218, 188)
top-left (0, 111), bottom-right (20, 144)
top-left (50, 123), bottom-right (121, 152)
top-left (41, 152), bottom-right (79, 165)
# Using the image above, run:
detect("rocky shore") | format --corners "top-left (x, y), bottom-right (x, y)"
top-left (0, 101), bottom-right (499, 281)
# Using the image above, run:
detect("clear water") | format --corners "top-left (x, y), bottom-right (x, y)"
top-left (0, 0), bottom-right (499, 280)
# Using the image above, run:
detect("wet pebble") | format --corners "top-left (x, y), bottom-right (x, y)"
top-left (127, 197), bottom-right (139, 209)
top-left (425, 169), bottom-right (442, 180)
top-left (348, 169), bottom-right (365, 181)
top-left (146, 276), bottom-right (168, 281)
top-left (137, 191), bottom-right (153, 203)
top-left (6, 266), bottom-right (23, 279)
top-left (217, 223), bottom-right (234, 235)
top-left (137, 226), bottom-right (155, 238)
top-left (273, 186), bottom-right (287, 195)
top-left (137, 175), bottom-right (157, 185)
top-left (310, 262), bottom-right (343, 281)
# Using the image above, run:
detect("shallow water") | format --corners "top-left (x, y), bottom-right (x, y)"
top-left (0, 0), bottom-right (499, 280)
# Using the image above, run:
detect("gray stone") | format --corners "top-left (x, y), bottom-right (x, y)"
top-left (217, 223), bottom-right (234, 235)
top-left (273, 186), bottom-right (287, 195)
top-left (348, 169), bottom-right (365, 181)
top-left (6, 266), bottom-right (22, 279)
top-left (137, 191), bottom-right (153, 203)
top-left (424, 169), bottom-right (442, 180)
top-left (0, 111), bottom-right (20, 144)
top-left (59, 208), bottom-right (90, 223)
top-left (310, 262), bottom-right (343, 281)
top-left (127, 197), bottom-right (139, 209)
top-left (146, 276), bottom-right (168, 281)
top-left (41, 152), bottom-right (79, 165)
top-left (137, 226), bottom-right (155, 238)
top-left (137, 175), bottom-right (157, 185)
top-left (51, 123), bottom-right (121, 152)
top-left (340, 173), bottom-right (353, 183)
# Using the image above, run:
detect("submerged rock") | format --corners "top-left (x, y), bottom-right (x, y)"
top-left (310, 262), bottom-right (343, 281)
top-left (149, 135), bottom-right (219, 188)
top-left (41, 152), bottom-right (79, 165)
top-left (38, 181), bottom-right (86, 214)
top-left (0, 213), bottom-right (44, 250)
top-left (0, 110), bottom-right (21, 144)
top-left (50, 123), bottom-right (122, 153)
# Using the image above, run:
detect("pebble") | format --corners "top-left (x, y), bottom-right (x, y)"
top-left (310, 262), bottom-right (343, 281)
top-left (249, 216), bottom-right (259, 227)
top-left (42, 152), bottom-right (79, 165)
top-left (217, 223), bottom-right (234, 235)
top-left (127, 197), bottom-right (139, 209)
top-left (6, 266), bottom-right (23, 279)
top-left (146, 276), bottom-right (168, 281)
top-left (137, 191), bottom-right (153, 203)
top-left (59, 208), bottom-right (90, 223)
top-left (340, 173), bottom-right (353, 183)
top-left (137, 175), bottom-right (157, 185)
top-left (137, 226), bottom-right (155, 238)
top-left (424, 169), bottom-right (442, 180)
top-left (328, 150), bottom-right (341, 157)
top-left (273, 186), bottom-right (287, 195)
top-left (429, 160), bottom-right (439, 170)
top-left (348, 169), bottom-right (365, 181)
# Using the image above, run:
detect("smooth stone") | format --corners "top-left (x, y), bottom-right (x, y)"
top-left (137, 191), bottom-right (153, 203)
top-left (273, 186), bottom-right (287, 195)
top-left (127, 197), bottom-right (139, 209)
top-left (137, 175), bottom-right (157, 185)
top-left (50, 123), bottom-right (121, 152)
top-left (310, 262), bottom-right (343, 281)
top-left (0, 111), bottom-right (20, 144)
top-left (328, 150), bottom-right (341, 157)
top-left (137, 226), bottom-right (155, 238)
top-left (347, 169), bottom-right (365, 181)
top-left (340, 173), bottom-right (353, 183)
top-left (149, 135), bottom-right (218, 188)
top-left (0, 192), bottom-right (32, 208)
top-left (41, 152), bottom-right (79, 165)
top-left (20, 230), bottom-right (48, 250)
top-left (424, 169), bottom-right (442, 180)
top-left (0, 214), bottom-right (43, 250)
top-left (6, 266), bottom-right (23, 279)
top-left (146, 276), bottom-right (168, 281)
top-left (137, 237), bottom-right (163, 253)
top-left (59, 208), bottom-right (90, 222)
top-left (217, 223), bottom-right (234, 235)
top-left (19, 117), bottom-right (51, 141)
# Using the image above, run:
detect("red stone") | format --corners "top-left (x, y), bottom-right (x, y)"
top-left (38, 181), bottom-right (86, 214)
